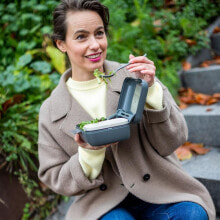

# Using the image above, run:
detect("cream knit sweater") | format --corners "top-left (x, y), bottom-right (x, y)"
top-left (66, 77), bottom-right (163, 179)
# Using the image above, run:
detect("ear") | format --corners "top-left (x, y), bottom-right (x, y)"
top-left (56, 40), bottom-right (66, 53)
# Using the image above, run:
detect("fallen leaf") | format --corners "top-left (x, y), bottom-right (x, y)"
top-left (206, 108), bottom-right (213, 112)
top-left (213, 26), bottom-right (220, 34)
top-left (182, 61), bottom-right (191, 71)
top-left (206, 97), bottom-right (219, 105)
top-left (179, 96), bottom-right (194, 104)
top-left (178, 88), bottom-right (220, 106)
top-left (175, 145), bottom-right (192, 161)
top-left (195, 93), bottom-right (211, 105)
top-left (200, 61), bottom-right (211, 67)
top-left (200, 55), bottom-right (220, 67)
top-left (213, 93), bottom-right (220, 98)
top-left (176, 142), bottom-right (210, 161)
top-left (179, 102), bottom-right (188, 110)
top-left (184, 39), bottom-right (197, 46)
top-left (185, 142), bottom-right (210, 155)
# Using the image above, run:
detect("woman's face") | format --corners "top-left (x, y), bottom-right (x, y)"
top-left (57, 10), bottom-right (108, 81)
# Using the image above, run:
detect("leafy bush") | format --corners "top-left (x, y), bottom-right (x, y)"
top-left (0, 0), bottom-right (58, 69)
top-left (102, 0), bottom-right (220, 96)
top-left (0, 51), bottom-right (63, 219)
top-left (0, 0), bottom-right (220, 219)
top-left (0, 1), bottom-right (66, 218)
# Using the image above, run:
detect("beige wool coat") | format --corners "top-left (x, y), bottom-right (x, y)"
top-left (38, 60), bottom-right (216, 220)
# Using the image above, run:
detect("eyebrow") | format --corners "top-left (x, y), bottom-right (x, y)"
top-left (73, 26), bottom-right (104, 36)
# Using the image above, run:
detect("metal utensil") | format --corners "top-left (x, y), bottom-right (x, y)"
top-left (102, 53), bottom-right (147, 78)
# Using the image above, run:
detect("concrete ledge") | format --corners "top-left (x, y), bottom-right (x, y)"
top-left (181, 147), bottom-right (220, 213)
top-left (181, 65), bottom-right (220, 94)
top-left (182, 103), bottom-right (220, 146)
top-left (181, 147), bottom-right (220, 181)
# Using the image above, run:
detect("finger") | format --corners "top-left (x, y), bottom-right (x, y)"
top-left (129, 54), bottom-right (135, 60)
top-left (74, 133), bottom-right (80, 142)
top-left (74, 134), bottom-right (87, 147)
top-left (127, 63), bottom-right (156, 71)
top-left (128, 65), bottom-right (156, 74)
top-left (140, 69), bottom-right (156, 75)
top-left (130, 56), bottom-right (154, 65)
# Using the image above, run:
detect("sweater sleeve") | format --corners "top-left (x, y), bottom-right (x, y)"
top-left (145, 81), bottom-right (163, 110)
top-left (78, 147), bottom-right (106, 180)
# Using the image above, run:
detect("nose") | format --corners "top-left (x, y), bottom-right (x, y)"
top-left (89, 36), bottom-right (99, 50)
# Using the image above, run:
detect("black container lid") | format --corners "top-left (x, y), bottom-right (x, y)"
top-left (109, 77), bottom-right (148, 123)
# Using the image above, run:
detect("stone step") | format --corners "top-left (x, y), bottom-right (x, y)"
top-left (180, 65), bottom-right (220, 95)
top-left (181, 147), bottom-right (220, 214)
top-left (181, 103), bottom-right (220, 146)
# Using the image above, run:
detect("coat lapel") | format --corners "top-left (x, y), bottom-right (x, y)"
top-left (60, 100), bottom-right (92, 140)
top-left (49, 69), bottom-right (92, 140)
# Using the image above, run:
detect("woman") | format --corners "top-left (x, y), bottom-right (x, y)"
top-left (38, 0), bottom-right (216, 219)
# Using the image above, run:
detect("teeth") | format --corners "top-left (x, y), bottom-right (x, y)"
top-left (87, 54), bottom-right (100, 59)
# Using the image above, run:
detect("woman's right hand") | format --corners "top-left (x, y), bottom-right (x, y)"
top-left (74, 133), bottom-right (117, 150)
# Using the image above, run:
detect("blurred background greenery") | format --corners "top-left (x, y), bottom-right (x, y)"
top-left (0, 0), bottom-right (219, 219)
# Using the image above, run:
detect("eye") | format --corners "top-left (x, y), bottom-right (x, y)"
top-left (76, 34), bottom-right (86, 40)
top-left (96, 31), bottom-right (104, 38)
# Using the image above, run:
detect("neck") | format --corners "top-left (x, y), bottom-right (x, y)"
top-left (71, 72), bottom-right (95, 81)
top-left (71, 66), bottom-right (104, 81)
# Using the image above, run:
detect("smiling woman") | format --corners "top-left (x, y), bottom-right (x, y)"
top-left (55, 10), bottom-right (108, 81)
top-left (37, 0), bottom-right (216, 220)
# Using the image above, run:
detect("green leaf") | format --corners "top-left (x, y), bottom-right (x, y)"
top-left (30, 61), bottom-right (51, 74)
top-left (35, 4), bottom-right (48, 12)
top-left (46, 46), bottom-right (66, 74)
top-left (41, 26), bottom-right (52, 34)
top-left (17, 41), bottom-right (37, 53)
top-left (16, 54), bottom-right (32, 68)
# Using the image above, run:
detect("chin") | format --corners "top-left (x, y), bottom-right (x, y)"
top-left (90, 62), bottom-right (104, 71)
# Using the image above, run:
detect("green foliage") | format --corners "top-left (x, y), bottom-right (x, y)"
top-left (0, 50), bottom-right (61, 218)
top-left (0, 0), bottom-right (220, 219)
top-left (0, 0), bottom-right (66, 217)
top-left (102, 0), bottom-right (220, 97)
top-left (0, 0), bottom-right (58, 69)
top-left (15, 171), bottom-right (67, 220)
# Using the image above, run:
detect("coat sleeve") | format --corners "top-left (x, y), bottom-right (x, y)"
top-left (142, 79), bottom-right (188, 157)
top-left (37, 100), bottom-right (104, 197)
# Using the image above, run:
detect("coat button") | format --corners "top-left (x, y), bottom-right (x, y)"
top-left (143, 174), bottom-right (150, 181)
top-left (99, 184), bottom-right (107, 191)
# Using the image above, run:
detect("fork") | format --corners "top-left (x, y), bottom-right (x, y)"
top-left (101, 53), bottom-right (147, 78)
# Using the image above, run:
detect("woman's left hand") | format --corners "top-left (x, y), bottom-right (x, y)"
top-left (126, 54), bottom-right (156, 87)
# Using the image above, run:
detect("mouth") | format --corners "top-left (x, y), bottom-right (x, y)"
top-left (85, 52), bottom-right (102, 62)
